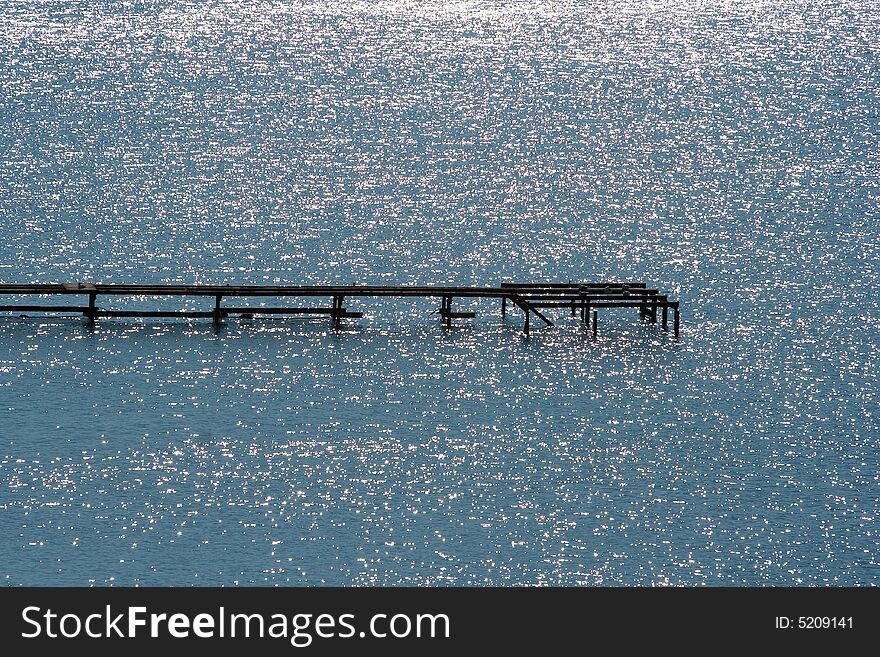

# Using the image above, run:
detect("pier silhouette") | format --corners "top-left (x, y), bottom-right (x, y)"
top-left (0, 282), bottom-right (680, 337)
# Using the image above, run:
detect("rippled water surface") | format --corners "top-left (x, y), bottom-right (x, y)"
top-left (1, 1), bottom-right (877, 585)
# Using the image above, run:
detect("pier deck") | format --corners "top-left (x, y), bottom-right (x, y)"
top-left (0, 282), bottom-right (680, 337)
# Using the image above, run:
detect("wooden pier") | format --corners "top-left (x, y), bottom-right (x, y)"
top-left (0, 282), bottom-right (680, 337)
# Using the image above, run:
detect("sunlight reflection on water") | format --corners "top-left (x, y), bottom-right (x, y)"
top-left (0, 1), bottom-right (877, 585)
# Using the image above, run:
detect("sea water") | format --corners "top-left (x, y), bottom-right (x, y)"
top-left (0, 0), bottom-right (877, 585)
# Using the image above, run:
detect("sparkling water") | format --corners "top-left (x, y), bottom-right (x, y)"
top-left (0, 1), bottom-right (877, 585)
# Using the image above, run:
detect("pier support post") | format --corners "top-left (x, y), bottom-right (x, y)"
top-left (639, 297), bottom-right (647, 320)
top-left (213, 295), bottom-right (223, 326)
top-left (674, 307), bottom-right (680, 337)
top-left (570, 299), bottom-right (576, 316)
top-left (332, 295), bottom-right (344, 328)
top-left (662, 305), bottom-right (668, 331)
top-left (523, 306), bottom-right (530, 336)
top-left (592, 310), bottom-right (598, 339)
top-left (85, 293), bottom-right (96, 324)
top-left (501, 296), bottom-right (506, 317)
top-left (650, 298), bottom-right (657, 324)
top-left (584, 302), bottom-right (590, 327)
top-left (442, 296), bottom-right (452, 327)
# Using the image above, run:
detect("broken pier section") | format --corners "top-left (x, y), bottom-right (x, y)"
top-left (0, 282), bottom-right (680, 337)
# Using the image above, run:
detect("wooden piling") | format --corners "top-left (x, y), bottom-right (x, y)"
top-left (213, 295), bottom-right (223, 326)
top-left (524, 305), bottom-right (530, 336)
top-left (332, 295), bottom-right (344, 328)
top-left (662, 305), bottom-right (668, 331)
top-left (501, 296), bottom-right (506, 316)
top-left (592, 311), bottom-right (598, 338)
top-left (85, 293), bottom-right (96, 323)
top-left (443, 296), bottom-right (452, 327)
top-left (674, 307), bottom-right (680, 337)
